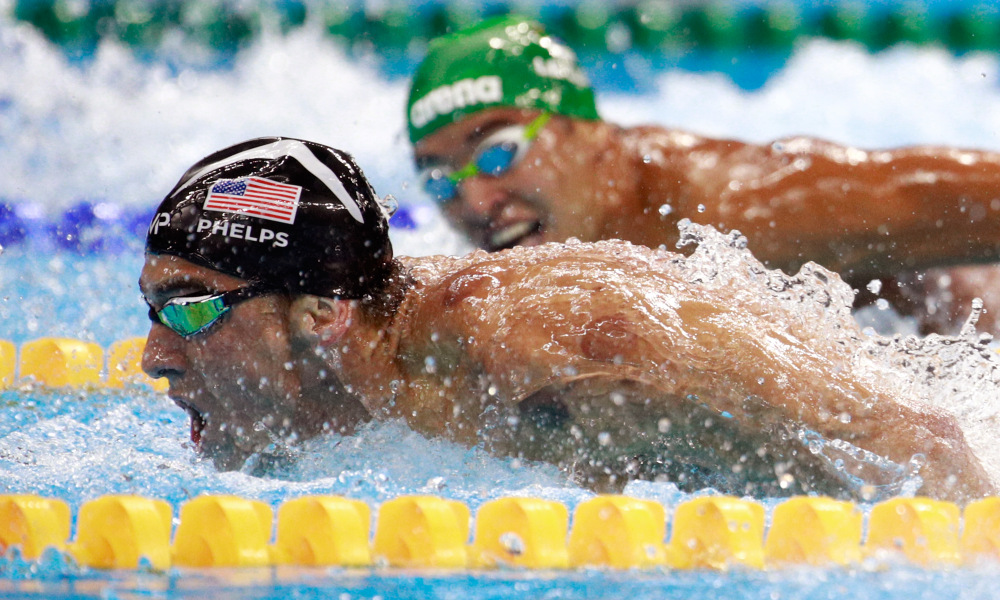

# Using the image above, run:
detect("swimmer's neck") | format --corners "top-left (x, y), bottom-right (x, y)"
top-left (325, 271), bottom-right (419, 418)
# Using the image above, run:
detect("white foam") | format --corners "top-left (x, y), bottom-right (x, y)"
top-left (604, 39), bottom-right (1000, 149)
top-left (5, 19), bottom-right (1000, 261)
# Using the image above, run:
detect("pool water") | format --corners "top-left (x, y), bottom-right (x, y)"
top-left (6, 5), bottom-right (1000, 599)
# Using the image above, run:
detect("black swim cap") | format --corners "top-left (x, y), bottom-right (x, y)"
top-left (146, 137), bottom-right (393, 299)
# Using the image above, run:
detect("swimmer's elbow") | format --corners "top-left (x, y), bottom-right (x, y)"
top-left (912, 409), bottom-right (996, 501)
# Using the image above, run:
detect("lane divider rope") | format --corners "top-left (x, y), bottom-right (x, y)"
top-left (9, 1), bottom-right (1000, 57)
top-left (2, 493), bottom-right (998, 571)
top-left (2, 338), bottom-right (1000, 570)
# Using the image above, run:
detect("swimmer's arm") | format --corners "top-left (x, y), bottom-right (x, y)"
top-left (437, 272), bottom-right (993, 500)
top-left (665, 298), bottom-right (996, 500)
top-left (676, 136), bottom-right (1000, 279)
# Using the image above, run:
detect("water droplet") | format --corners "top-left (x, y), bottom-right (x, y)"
top-left (642, 154), bottom-right (652, 164)
top-left (423, 356), bottom-right (436, 374)
top-left (697, 204), bottom-right (706, 213)
top-left (866, 279), bottom-right (882, 294)
top-left (379, 194), bottom-right (398, 217)
top-left (597, 432), bottom-right (612, 446)
top-left (860, 485), bottom-right (877, 501)
top-left (658, 203), bottom-right (673, 216)
top-left (500, 532), bottom-right (525, 555)
top-left (424, 476), bottom-right (446, 490)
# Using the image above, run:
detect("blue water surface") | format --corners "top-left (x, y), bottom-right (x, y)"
top-left (7, 3), bottom-right (1000, 598)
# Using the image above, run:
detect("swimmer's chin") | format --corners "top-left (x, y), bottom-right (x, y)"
top-left (197, 440), bottom-right (249, 471)
top-left (193, 422), bottom-right (251, 471)
top-left (195, 420), bottom-right (295, 473)
top-left (198, 431), bottom-right (300, 476)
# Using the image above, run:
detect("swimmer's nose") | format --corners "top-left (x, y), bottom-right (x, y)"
top-left (453, 177), bottom-right (512, 221)
top-left (141, 324), bottom-right (186, 380)
top-left (451, 176), bottom-right (517, 230)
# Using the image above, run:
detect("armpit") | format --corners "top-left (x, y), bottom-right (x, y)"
top-left (500, 374), bottom-right (843, 497)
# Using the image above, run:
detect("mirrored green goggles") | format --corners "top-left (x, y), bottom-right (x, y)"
top-left (146, 287), bottom-right (271, 338)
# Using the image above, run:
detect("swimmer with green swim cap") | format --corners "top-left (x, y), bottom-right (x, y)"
top-left (140, 137), bottom-right (993, 502)
top-left (407, 15), bottom-right (599, 144)
top-left (409, 16), bottom-right (1000, 337)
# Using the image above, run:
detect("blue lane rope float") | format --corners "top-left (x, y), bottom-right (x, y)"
top-left (0, 200), bottom-right (418, 254)
top-left (8, 1), bottom-right (1000, 59)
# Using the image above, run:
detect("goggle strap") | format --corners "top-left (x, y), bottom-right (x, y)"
top-left (524, 112), bottom-right (551, 139)
top-left (450, 161), bottom-right (479, 182)
top-left (217, 285), bottom-right (274, 308)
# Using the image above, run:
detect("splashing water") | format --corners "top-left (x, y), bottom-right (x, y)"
top-left (674, 220), bottom-right (1000, 496)
top-left (5, 14), bottom-right (1000, 595)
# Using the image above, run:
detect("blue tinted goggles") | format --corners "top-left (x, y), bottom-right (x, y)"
top-left (420, 113), bottom-right (551, 206)
top-left (146, 287), bottom-right (271, 338)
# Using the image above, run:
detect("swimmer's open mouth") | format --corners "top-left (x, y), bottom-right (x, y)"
top-left (188, 410), bottom-right (205, 448)
top-left (174, 399), bottom-right (205, 448)
top-left (487, 220), bottom-right (542, 251)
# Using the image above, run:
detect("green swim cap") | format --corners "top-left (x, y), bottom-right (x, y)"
top-left (407, 15), bottom-right (600, 144)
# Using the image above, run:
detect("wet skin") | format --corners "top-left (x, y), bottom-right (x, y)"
top-left (139, 253), bottom-right (368, 469)
top-left (415, 108), bottom-right (1000, 332)
top-left (141, 244), bottom-right (994, 501)
top-left (414, 108), bottom-right (640, 252)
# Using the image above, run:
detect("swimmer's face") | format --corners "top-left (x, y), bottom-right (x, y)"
top-left (413, 108), bottom-right (611, 251)
top-left (139, 253), bottom-right (307, 469)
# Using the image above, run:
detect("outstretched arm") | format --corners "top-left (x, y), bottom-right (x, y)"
top-left (659, 134), bottom-right (1000, 280)
top-left (419, 243), bottom-right (994, 500)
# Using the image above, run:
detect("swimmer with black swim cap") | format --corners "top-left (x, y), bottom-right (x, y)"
top-left (147, 136), bottom-right (395, 301)
top-left (140, 136), bottom-right (994, 501)
top-left (142, 137), bottom-right (395, 462)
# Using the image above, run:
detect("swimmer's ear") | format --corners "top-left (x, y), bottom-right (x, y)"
top-left (288, 295), bottom-right (354, 349)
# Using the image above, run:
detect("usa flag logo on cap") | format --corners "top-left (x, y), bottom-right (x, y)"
top-left (204, 177), bottom-right (302, 224)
